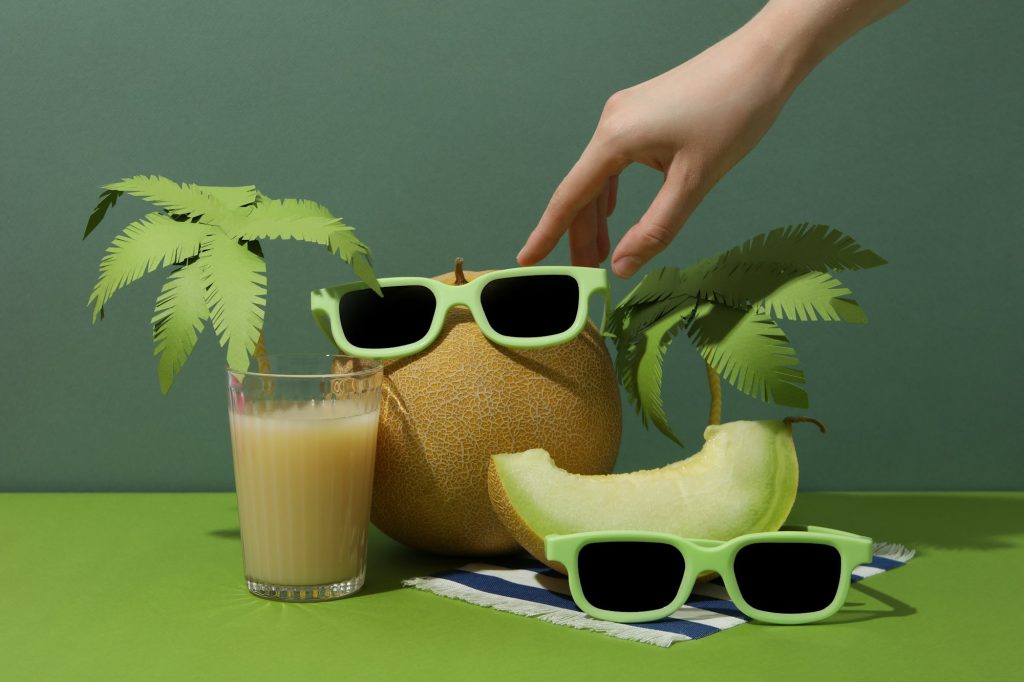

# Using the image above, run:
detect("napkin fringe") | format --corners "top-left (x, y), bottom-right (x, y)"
top-left (403, 577), bottom-right (683, 647)
top-left (872, 542), bottom-right (916, 563)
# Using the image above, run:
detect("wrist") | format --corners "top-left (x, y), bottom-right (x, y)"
top-left (733, 8), bottom-right (823, 94)
top-left (738, 0), bottom-right (909, 88)
top-left (713, 19), bottom-right (812, 106)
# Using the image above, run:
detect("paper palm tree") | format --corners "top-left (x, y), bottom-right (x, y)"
top-left (609, 224), bottom-right (886, 446)
top-left (83, 175), bottom-right (378, 393)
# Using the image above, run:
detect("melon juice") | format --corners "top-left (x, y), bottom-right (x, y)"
top-left (225, 352), bottom-right (385, 598)
top-left (227, 386), bottom-right (381, 599)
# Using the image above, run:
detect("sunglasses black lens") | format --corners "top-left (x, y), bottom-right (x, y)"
top-left (480, 275), bottom-right (579, 338)
top-left (338, 286), bottom-right (436, 349)
top-left (733, 542), bottom-right (842, 614)
top-left (577, 541), bottom-right (685, 613)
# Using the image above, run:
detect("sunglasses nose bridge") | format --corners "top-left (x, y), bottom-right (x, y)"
top-left (435, 284), bottom-right (488, 327)
top-left (697, 547), bottom-right (733, 575)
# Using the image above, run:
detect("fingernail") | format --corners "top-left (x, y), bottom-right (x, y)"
top-left (516, 248), bottom-right (528, 264)
top-left (612, 256), bottom-right (640, 277)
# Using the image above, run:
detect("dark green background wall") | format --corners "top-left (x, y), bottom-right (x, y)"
top-left (2, 1), bottom-right (1021, 491)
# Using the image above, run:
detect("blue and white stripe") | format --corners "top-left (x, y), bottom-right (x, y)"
top-left (403, 543), bottom-right (914, 647)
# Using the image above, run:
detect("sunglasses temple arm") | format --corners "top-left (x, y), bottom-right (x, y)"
top-left (598, 288), bottom-right (612, 337)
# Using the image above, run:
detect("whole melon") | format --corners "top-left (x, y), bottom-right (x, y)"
top-left (371, 260), bottom-right (622, 555)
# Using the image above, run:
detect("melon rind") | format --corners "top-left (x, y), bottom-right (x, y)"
top-left (487, 420), bottom-right (800, 571)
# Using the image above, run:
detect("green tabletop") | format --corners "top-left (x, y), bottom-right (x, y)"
top-left (2, 492), bottom-right (1021, 681)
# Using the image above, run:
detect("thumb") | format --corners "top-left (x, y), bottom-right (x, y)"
top-left (611, 164), bottom-right (704, 278)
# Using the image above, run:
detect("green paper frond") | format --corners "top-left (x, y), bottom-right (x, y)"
top-left (227, 197), bottom-right (379, 293)
top-left (200, 229), bottom-right (267, 372)
top-left (103, 175), bottom-right (246, 225)
top-left (606, 224), bottom-right (883, 445)
top-left (88, 213), bottom-right (209, 322)
top-left (688, 263), bottom-right (870, 324)
top-left (619, 294), bottom-right (699, 339)
top-left (152, 263), bottom-right (210, 394)
top-left (226, 197), bottom-right (347, 241)
top-left (193, 184), bottom-right (258, 209)
top-left (82, 177), bottom-right (381, 394)
top-left (614, 267), bottom-right (688, 312)
top-left (634, 305), bottom-right (696, 446)
top-left (713, 223), bottom-right (887, 272)
top-left (329, 224), bottom-right (375, 288)
top-left (83, 189), bottom-right (122, 240)
top-left (760, 271), bottom-right (867, 323)
top-left (688, 303), bottom-right (807, 408)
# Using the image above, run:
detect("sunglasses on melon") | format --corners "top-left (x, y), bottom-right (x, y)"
top-left (310, 266), bottom-right (610, 359)
top-left (545, 526), bottom-right (874, 625)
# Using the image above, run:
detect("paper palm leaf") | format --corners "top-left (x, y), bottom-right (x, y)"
top-left (617, 294), bottom-right (698, 340)
top-left (612, 267), bottom-right (688, 317)
top-left (760, 271), bottom-right (867, 323)
top-left (193, 184), bottom-right (258, 209)
top-left (690, 264), bottom-right (869, 324)
top-left (687, 303), bottom-right (807, 408)
top-left (633, 304), bottom-right (697, 445)
top-left (103, 175), bottom-right (248, 225)
top-left (88, 213), bottom-right (209, 322)
top-left (226, 197), bottom-right (346, 241)
top-left (200, 229), bottom-right (267, 372)
top-left (226, 196), bottom-right (379, 293)
top-left (82, 189), bottom-right (122, 240)
top-left (152, 263), bottom-right (210, 394)
top-left (713, 223), bottom-right (887, 272)
top-left (607, 224), bottom-right (882, 446)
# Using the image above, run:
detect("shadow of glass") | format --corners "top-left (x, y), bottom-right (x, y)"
top-left (208, 528), bottom-right (241, 540)
top-left (788, 493), bottom-right (1024, 551)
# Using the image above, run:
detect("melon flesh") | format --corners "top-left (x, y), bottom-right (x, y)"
top-left (488, 420), bottom-right (801, 568)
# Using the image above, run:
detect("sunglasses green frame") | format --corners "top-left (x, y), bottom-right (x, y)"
top-left (545, 526), bottom-right (874, 625)
top-left (310, 266), bottom-right (610, 359)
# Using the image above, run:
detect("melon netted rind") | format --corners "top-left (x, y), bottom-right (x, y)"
top-left (487, 420), bottom-right (800, 572)
top-left (371, 288), bottom-right (622, 555)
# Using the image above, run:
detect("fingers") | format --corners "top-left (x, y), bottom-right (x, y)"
top-left (568, 199), bottom-right (600, 267)
top-left (606, 174), bottom-right (619, 217)
top-left (565, 178), bottom-right (613, 267)
top-left (611, 162), bottom-right (704, 278)
top-left (596, 182), bottom-right (611, 263)
top-left (518, 146), bottom-right (624, 266)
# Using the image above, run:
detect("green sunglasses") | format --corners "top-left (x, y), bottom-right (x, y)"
top-left (311, 266), bottom-right (610, 359)
top-left (545, 526), bottom-right (874, 625)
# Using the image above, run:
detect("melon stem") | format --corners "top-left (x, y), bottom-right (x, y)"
top-left (454, 257), bottom-right (468, 285)
top-left (783, 416), bottom-right (827, 433)
top-left (705, 362), bottom-right (722, 425)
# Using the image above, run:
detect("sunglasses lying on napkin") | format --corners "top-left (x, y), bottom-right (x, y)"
top-left (405, 527), bottom-right (914, 646)
top-left (546, 526), bottom-right (876, 625)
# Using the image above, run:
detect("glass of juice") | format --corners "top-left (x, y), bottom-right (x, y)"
top-left (226, 354), bottom-right (383, 601)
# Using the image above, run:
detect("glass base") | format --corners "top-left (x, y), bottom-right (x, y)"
top-left (246, 574), bottom-right (364, 602)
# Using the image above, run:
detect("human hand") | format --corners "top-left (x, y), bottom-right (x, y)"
top-left (518, 29), bottom-right (802, 278)
top-left (517, 0), bottom-right (906, 278)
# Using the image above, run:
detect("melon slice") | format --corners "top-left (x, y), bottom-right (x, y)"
top-left (488, 419), bottom-right (819, 572)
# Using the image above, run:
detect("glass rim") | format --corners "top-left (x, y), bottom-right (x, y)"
top-left (227, 353), bottom-right (382, 380)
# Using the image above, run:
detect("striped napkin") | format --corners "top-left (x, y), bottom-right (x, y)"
top-left (404, 543), bottom-right (914, 647)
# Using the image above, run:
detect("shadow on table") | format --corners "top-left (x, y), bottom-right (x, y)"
top-left (789, 493), bottom-right (1024, 551)
top-left (208, 528), bottom-right (240, 539)
top-left (744, 581), bottom-right (916, 631)
top-left (203, 522), bottom-right (513, 597)
top-left (826, 581), bottom-right (916, 625)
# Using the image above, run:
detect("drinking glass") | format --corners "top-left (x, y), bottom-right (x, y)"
top-left (227, 354), bottom-right (382, 601)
